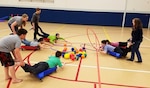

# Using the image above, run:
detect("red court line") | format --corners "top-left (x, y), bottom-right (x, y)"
top-left (75, 57), bottom-right (83, 81)
top-left (87, 28), bottom-right (101, 88)
top-left (6, 50), bottom-right (35, 88)
top-left (49, 75), bottom-right (148, 88)
top-left (6, 32), bottom-right (149, 88)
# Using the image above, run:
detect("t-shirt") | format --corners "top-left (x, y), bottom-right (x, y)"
top-left (103, 44), bottom-right (115, 53)
top-left (30, 41), bottom-right (39, 46)
top-left (8, 16), bottom-right (23, 27)
top-left (46, 56), bottom-right (62, 68)
top-left (47, 35), bottom-right (64, 44)
top-left (0, 35), bottom-right (21, 52)
top-left (110, 42), bottom-right (119, 47)
top-left (31, 13), bottom-right (40, 23)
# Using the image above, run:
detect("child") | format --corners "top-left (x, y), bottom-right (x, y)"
top-left (47, 33), bottom-right (65, 45)
top-left (22, 38), bottom-right (52, 49)
top-left (0, 29), bottom-right (27, 83)
top-left (99, 40), bottom-right (124, 58)
top-left (127, 18), bottom-right (143, 63)
top-left (21, 51), bottom-right (64, 75)
top-left (39, 33), bottom-right (66, 45)
top-left (105, 39), bottom-right (132, 56)
top-left (31, 8), bottom-right (47, 41)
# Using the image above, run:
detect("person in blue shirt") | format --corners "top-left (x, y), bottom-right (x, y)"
top-left (99, 40), bottom-right (124, 58)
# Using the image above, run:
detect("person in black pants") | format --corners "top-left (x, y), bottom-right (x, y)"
top-left (21, 51), bottom-right (64, 75)
top-left (31, 8), bottom-right (47, 41)
top-left (21, 62), bottom-right (49, 75)
top-left (127, 18), bottom-right (143, 63)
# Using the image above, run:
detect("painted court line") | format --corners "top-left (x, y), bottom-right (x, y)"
top-left (28, 61), bottom-right (150, 74)
top-left (66, 64), bottom-right (150, 74)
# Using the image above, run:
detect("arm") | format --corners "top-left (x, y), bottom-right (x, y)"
top-left (43, 42), bottom-right (53, 46)
top-left (12, 48), bottom-right (24, 66)
top-left (58, 37), bottom-right (65, 40)
top-left (58, 59), bottom-right (64, 69)
top-left (50, 39), bottom-right (55, 45)
top-left (31, 14), bottom-right (36, 29)
top-left (99, 50), bottom-right (107, 54)
top-left (10, 21), bottom-right (18, 34)
top-left (99, 46), bottom-right (107, 54)
top-left (32, 22), bottom-right (35, 29)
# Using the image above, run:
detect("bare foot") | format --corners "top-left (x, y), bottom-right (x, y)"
top-left (5, 77), bottom-right (12, 80)
top-left (12, 79), bottom-right (23, 84)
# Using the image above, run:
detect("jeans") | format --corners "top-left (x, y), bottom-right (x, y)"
top-left (130, 41), bottom-right (142, 61)
top-left (22, 39), bottom-right (31, 46)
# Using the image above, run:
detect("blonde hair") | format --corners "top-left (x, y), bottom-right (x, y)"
top-left (22, 13), bottom-right (28, 18)
top-left (22, 13), bottom-right (28, 26)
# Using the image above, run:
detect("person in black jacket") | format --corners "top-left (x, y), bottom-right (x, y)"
top-left (31, 8), bottom-right (47, 41)
top-left (127, 18), bottom-right (143, 63)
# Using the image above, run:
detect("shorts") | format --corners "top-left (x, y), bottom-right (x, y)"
top-left (0, 52), bottom-right (15, 67)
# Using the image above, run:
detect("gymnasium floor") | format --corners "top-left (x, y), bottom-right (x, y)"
top-left (0, 21), bottom-right (150, 88)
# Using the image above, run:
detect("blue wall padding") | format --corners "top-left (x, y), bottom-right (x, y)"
top-left (0, 16), bottom-right (9, 20)
top-left (0, 7), bottom-right (149, 27)
top-left (107, 51), bottom-right (121, 58)
top-left (36, 67), bottom-right (57, 80)
top-left (125, 13), bottom-right (149, 27)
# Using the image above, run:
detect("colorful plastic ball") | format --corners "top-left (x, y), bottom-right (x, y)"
top-left (84, 53), bottom-right (87, 57)
top-left (71, 47), bottom-right (74, 51)
top-left (64, 53), bottom-right (70, 59)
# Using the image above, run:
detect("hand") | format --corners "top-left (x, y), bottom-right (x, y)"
top-left (19, 61), bottom-right (25, 66)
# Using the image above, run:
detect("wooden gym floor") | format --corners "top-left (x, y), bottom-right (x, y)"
top-left (0, 21), bottom-right (150, 88)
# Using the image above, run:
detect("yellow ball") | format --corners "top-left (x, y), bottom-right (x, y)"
top-left (64, 53), bottom-right (70, 59)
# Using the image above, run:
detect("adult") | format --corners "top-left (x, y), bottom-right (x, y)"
top-left (0, 29), bottom-right (28, 83)
top-left (8, 13), bottom-right (28, 34)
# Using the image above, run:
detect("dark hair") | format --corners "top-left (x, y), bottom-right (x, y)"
top-left (17, 29), bottom-right (28, 36)
top-left (105, 39), bottom-right (111, 44)
top-left (38, 38), bottom-right (43, 42)
top-left (133, 18), bottom-right (143, 29)
top-left (36, 8), bottom-right (41, 11)
top-left (55, 51), bottom-right (62, 57)
top-left (56, 33), bottom-right (59, 36)
top-left (101, 40), bottom-right (107, 44)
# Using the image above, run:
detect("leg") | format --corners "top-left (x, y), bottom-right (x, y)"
top-left (135, 41), bottom-right (142, 62)
top-left (33, 23), bottom-right (39, 40)
top-left (119, 42), bottom-right (127, 47)
top-left (38, 25), bottom-right (47, 35)
top-left (0, 52), bottom-right (22, 83)
top-left (21, 63), bottom-right (34, 72)
top-left (120, 48), bottom-right (128, 57)
top-left (9, 66), bottom-right (23, 83)
top-left (4, 67), bottom-right (11, 80)
top-left (31, 62), bottom-right (49, 75)
top-left (114, 47), bottom-right (123, 57)
top-left (128, 43), bottom-right (136, 61)
top-left (36, 25), bottom-right (46, 37)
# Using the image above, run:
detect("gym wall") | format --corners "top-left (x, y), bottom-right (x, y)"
top-left (0, 0), bottom-right (150, 27)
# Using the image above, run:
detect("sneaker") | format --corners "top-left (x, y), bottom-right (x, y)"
top-left (127, 59), bottom-right (133, 61)
top-left (135, 61), bottom-right (142, 63)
